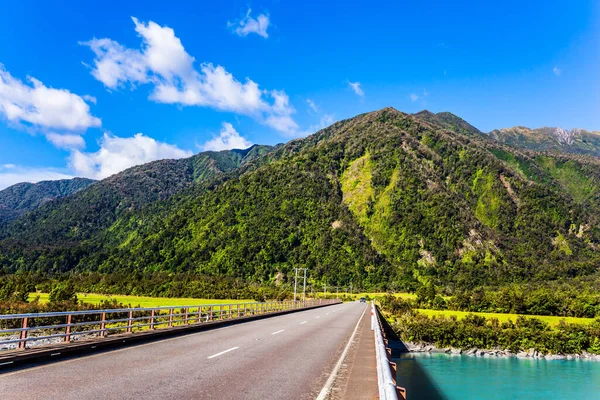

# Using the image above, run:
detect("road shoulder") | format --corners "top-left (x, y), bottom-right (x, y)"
top-left (328, 304), bottom-right (378, 400)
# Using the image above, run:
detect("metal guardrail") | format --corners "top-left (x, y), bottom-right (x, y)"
top-left (0, 299), bottom-right (338, 350)
top-left (371, 301), bottom-right (406, 400)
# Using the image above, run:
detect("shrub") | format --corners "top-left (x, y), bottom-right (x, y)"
top-left (49, 283), bottom-right (78, 303)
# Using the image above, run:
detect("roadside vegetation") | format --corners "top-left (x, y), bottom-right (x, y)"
top-left (413, 309), bottom-right (594, 327)
top-left (410, 282), bottom-right (600, 318)
top-left (379, 295), bottom-right (600, 355)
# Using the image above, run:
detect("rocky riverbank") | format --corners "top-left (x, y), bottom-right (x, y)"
top-left (404, 341), bottom-right (600, 361)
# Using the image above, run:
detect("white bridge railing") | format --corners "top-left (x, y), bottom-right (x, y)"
top-left (372, 301), bottom-right (406, 400)
top-left (0, 299), bottom-right (339, 350)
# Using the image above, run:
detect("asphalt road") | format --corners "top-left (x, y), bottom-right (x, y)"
top-left (0, 301), bottom-right (367, 400)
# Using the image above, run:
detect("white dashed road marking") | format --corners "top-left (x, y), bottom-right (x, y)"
top-left (207, 347), bottom-right (239, 359)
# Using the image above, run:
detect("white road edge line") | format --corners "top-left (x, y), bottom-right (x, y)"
top-left (300, 321), bottom-right (307, 324)
top-left (271, 329), bottom-right (285, 335)
top-left (316, 304), bottom-right (368, 400)
top-left (207, 346), bottom-right (239, 359)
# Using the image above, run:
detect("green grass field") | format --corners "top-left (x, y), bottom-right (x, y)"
top-left (28, 290), bottom-right (417, 307)
top-left (318, 291), bottom-right (417, 300)
top-left (415, 309), bottom-right (596, 327)
top-left (29, 293), bottom-right (253, 308)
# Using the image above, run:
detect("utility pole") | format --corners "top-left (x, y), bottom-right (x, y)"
top-left (324, 283), bottom-right (327, 299)
top-left (293, 268), bottom-right (299, 302)
top-left (336, 286), bottom-right (339, 299)
top-left (303, 268), bottom-right (307, 303)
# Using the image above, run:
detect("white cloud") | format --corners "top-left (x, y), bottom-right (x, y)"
top-left (347, 81), bottom-right (364, 97)
top-left (0, 131), bottom-right (194, 187)
top-left (69, 132), bottom-right (192, 179)
top-left (0, 64), bottom-right (100, 132)
top-left (553, 67), bottom-right (562, 76)
top-left (308, 114), bottom-right (335, 133)
top-left (201, 122), bottom-right (253, 152)
top-left (263, 90), bottom-right (298, 135)
top-left (82, 95), bottom-right (97, 104)
top-left (228, 9), bottom-right (270, 38)
top-left (81, 17), bottom-right (296, 134)
top-left (0, 164), bottom-right (74, 190)
top-left (46, 133), bottom-right (86, 149)
top-left (80, 38), bottom-right (149, 89)
top-left (306, 99), bottom-right (319, 113)
top-left (410, 89), bottom-right (429, 102)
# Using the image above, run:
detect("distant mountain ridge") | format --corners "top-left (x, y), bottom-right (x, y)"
top-left (413, 110), bottom-right (600, 159)
top-left (487, 126), bottom-right (600, 157)
top-left (0, 178), bottom-right (95, 223)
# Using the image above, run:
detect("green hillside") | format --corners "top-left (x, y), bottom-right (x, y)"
top-left (0, 178), bottom-right (95, 223)
top-left (0, 145), bottom-right (273, 244)
top-left (1, 108), bottom-right (600, 293)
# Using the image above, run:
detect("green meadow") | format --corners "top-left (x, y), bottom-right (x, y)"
top-left (416, 308), bottom-right (596, 327)
top-left (29, 292), bottom-right (252, 308)
top-left (319, 291), bottom-right (417, 300)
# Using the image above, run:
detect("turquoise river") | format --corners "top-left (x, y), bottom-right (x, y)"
top-left (394, 352), bottom-right (600, 399)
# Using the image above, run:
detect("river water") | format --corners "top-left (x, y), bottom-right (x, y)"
top-left (393, 352), bottom-right (600, 399)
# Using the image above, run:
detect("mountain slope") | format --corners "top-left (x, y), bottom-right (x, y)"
top-left (94, 109), bottom-right (600, 288)
top-left (1, 109), bottom-right (600, 291)
top-left (413, 110), bottom-right (483, 137)
top-left (488, 126), bottom-right (600, 158)
top-left (0, 178), bottom-right (95, 223)
top-left (0, 145), bottom-right (273, 244)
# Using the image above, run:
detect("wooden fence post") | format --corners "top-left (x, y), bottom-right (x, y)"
top-left (100, 312), bottom-right (106, 337)
top-left (127, 310), bottom-right (133, 333)
top-left (18, 317), bottom-right (28, 349)
top-left (65, 314), bottom-right (72, 342)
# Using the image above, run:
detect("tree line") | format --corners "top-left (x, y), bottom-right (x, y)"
top-left (380, 295), bottom-right (600, 355)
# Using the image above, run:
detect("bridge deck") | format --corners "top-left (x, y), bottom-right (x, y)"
top-left (0, 302), bottom-right (367, 400)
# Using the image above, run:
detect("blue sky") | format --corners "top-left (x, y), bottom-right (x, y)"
top-left (0, 0), bottom-right (598, 188)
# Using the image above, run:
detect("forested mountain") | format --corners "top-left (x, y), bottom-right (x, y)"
top-left (2, 108), bottom-right (600, 293)
top-left (488, 126), bottom-right (600, 158)
top-left (0, 145), bottom-right (273, 243)
top-left (0, 178), bottom-right (95, 223)
top-left (412, 110), bottom-right (483, 137)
